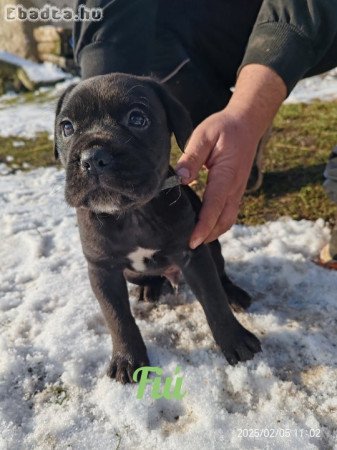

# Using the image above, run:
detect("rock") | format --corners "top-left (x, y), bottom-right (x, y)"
top-left (34, 26), bottom-right (73, 58)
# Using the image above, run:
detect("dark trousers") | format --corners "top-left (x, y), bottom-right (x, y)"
top-left (74, 0), bottom-right (262, 126)
top-left (74, 0), bottom-right (337, 127)
top-left (74, 0), bottom-right (337, 204)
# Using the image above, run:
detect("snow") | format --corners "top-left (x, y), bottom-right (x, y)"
top-left (0, 79), bottom-right (77, 139)
top-left (0, 100), bottom-right (55, 139)
top-left (285, 68), bottom-right (337, 104)
top-left (0, 51), bottom-right (70, 84)
top-left (1, 167), bottom-right (337, 449)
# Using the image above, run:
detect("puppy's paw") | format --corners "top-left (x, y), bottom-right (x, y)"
top-left (137, 285), bottom-right (161, 302)
top-left (107, 351), bottom-right (150, 384)
top-left (220, 275), bottom-right (252, 311)
top-left (218, 323), bottom-right (261, 365)
top-left (137, 279), bottom-right (173, 302)
top-left (226, 284), bottom-right (252, 311)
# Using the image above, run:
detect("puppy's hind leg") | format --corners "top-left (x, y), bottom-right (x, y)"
top-left (137, 277), bottom-right (168, 303)
top-left (208, 240), bottom-right (252, 311)
top-left (125, 272), bottom-right (171, 302)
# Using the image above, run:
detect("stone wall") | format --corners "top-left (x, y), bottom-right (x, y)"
top-left (0, 0), bottom-right (77, 60)
top-left (0, 0), bottom-right (39, 60)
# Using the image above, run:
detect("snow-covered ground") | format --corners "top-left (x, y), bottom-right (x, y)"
top-left (285, 68), bottom-right (337, 104)
top-left (1, 168), bottom-right (337, 450)
top-left (1, 69), bottom-right (337, 449)
top-left (0, 79), bottom-right (77, 139)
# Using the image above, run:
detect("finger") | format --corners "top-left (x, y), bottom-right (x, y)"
top-left (175, 126), bottom-right (218, 183)
top-left (189, 167), bottom-right (235, 248)
top-left (190, 194), bottom-right (224, 248)
top-left (204, 201), bottom-right (240, 243)
top-left (203, 182), bottom-right (245, 243)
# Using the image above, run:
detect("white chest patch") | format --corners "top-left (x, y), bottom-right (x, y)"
top-left (127, 247), bottom-right (158, 272)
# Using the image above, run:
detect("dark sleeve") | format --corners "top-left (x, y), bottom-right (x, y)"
top-left (239, 0), bottom-right (337, 94)
top-left (73, 0), bottom-right (158, 79)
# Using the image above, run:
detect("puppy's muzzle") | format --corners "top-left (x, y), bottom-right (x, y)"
top-left (81, 147), bottom-right (114, 174)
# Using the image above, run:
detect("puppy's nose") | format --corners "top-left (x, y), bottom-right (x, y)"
top-left (80, 147), bottom-right (113, 173)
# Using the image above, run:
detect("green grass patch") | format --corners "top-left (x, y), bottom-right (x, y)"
top-left (0, 133), bottom-right (55, 169)
top-left (0, 87), bottom-right (55, 108)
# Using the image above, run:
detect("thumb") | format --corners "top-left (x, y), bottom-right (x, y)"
top-left (175, 125), bottom-right (216, 183)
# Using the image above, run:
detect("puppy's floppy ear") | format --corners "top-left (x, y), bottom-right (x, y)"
top-left (54, 83), bottom-right (77, 160)
top-left (148, 80), bottom-right (193, 151)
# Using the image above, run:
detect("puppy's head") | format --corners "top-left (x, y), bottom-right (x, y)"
top-left (54, 73), bottom-right (192, 213)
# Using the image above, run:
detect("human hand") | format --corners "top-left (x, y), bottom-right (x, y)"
top-left (175, 64), bottom-right (287, 249)
top-left (175, 109), bottom-right (261, 248)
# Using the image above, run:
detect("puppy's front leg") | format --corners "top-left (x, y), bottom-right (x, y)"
top-left (178, 246), bottom-right (261, 365)
top-left (88, 262), bottom-right (149, 383)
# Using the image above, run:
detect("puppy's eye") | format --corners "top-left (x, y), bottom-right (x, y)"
top-left (127, 110), bottom-right (149, 128)
top-left (61, 120), bottom-right (74, 137)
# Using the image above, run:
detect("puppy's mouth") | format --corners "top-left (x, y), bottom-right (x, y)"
top-left (80, 187), bottom-right (128, 214)
top-left (65, 166), bottom-right (163, 213)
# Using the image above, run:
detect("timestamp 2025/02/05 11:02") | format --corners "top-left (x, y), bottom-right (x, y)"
top-left (236, 428), bottom-right (321, 439)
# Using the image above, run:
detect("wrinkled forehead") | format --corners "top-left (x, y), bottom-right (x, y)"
top-left (59, 76), bottom-right (161, 119)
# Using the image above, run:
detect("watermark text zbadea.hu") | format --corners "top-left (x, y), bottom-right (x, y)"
top-left (4, 4), bottom-right (103, 22)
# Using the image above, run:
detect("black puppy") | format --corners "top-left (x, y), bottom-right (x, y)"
top-left (54, 73), bottom-right (261, 384)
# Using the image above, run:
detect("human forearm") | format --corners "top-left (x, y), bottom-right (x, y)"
top-left (227, 63), bottom-right (287, 142)
top-left (240, 0), bottom-right (337, 93)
